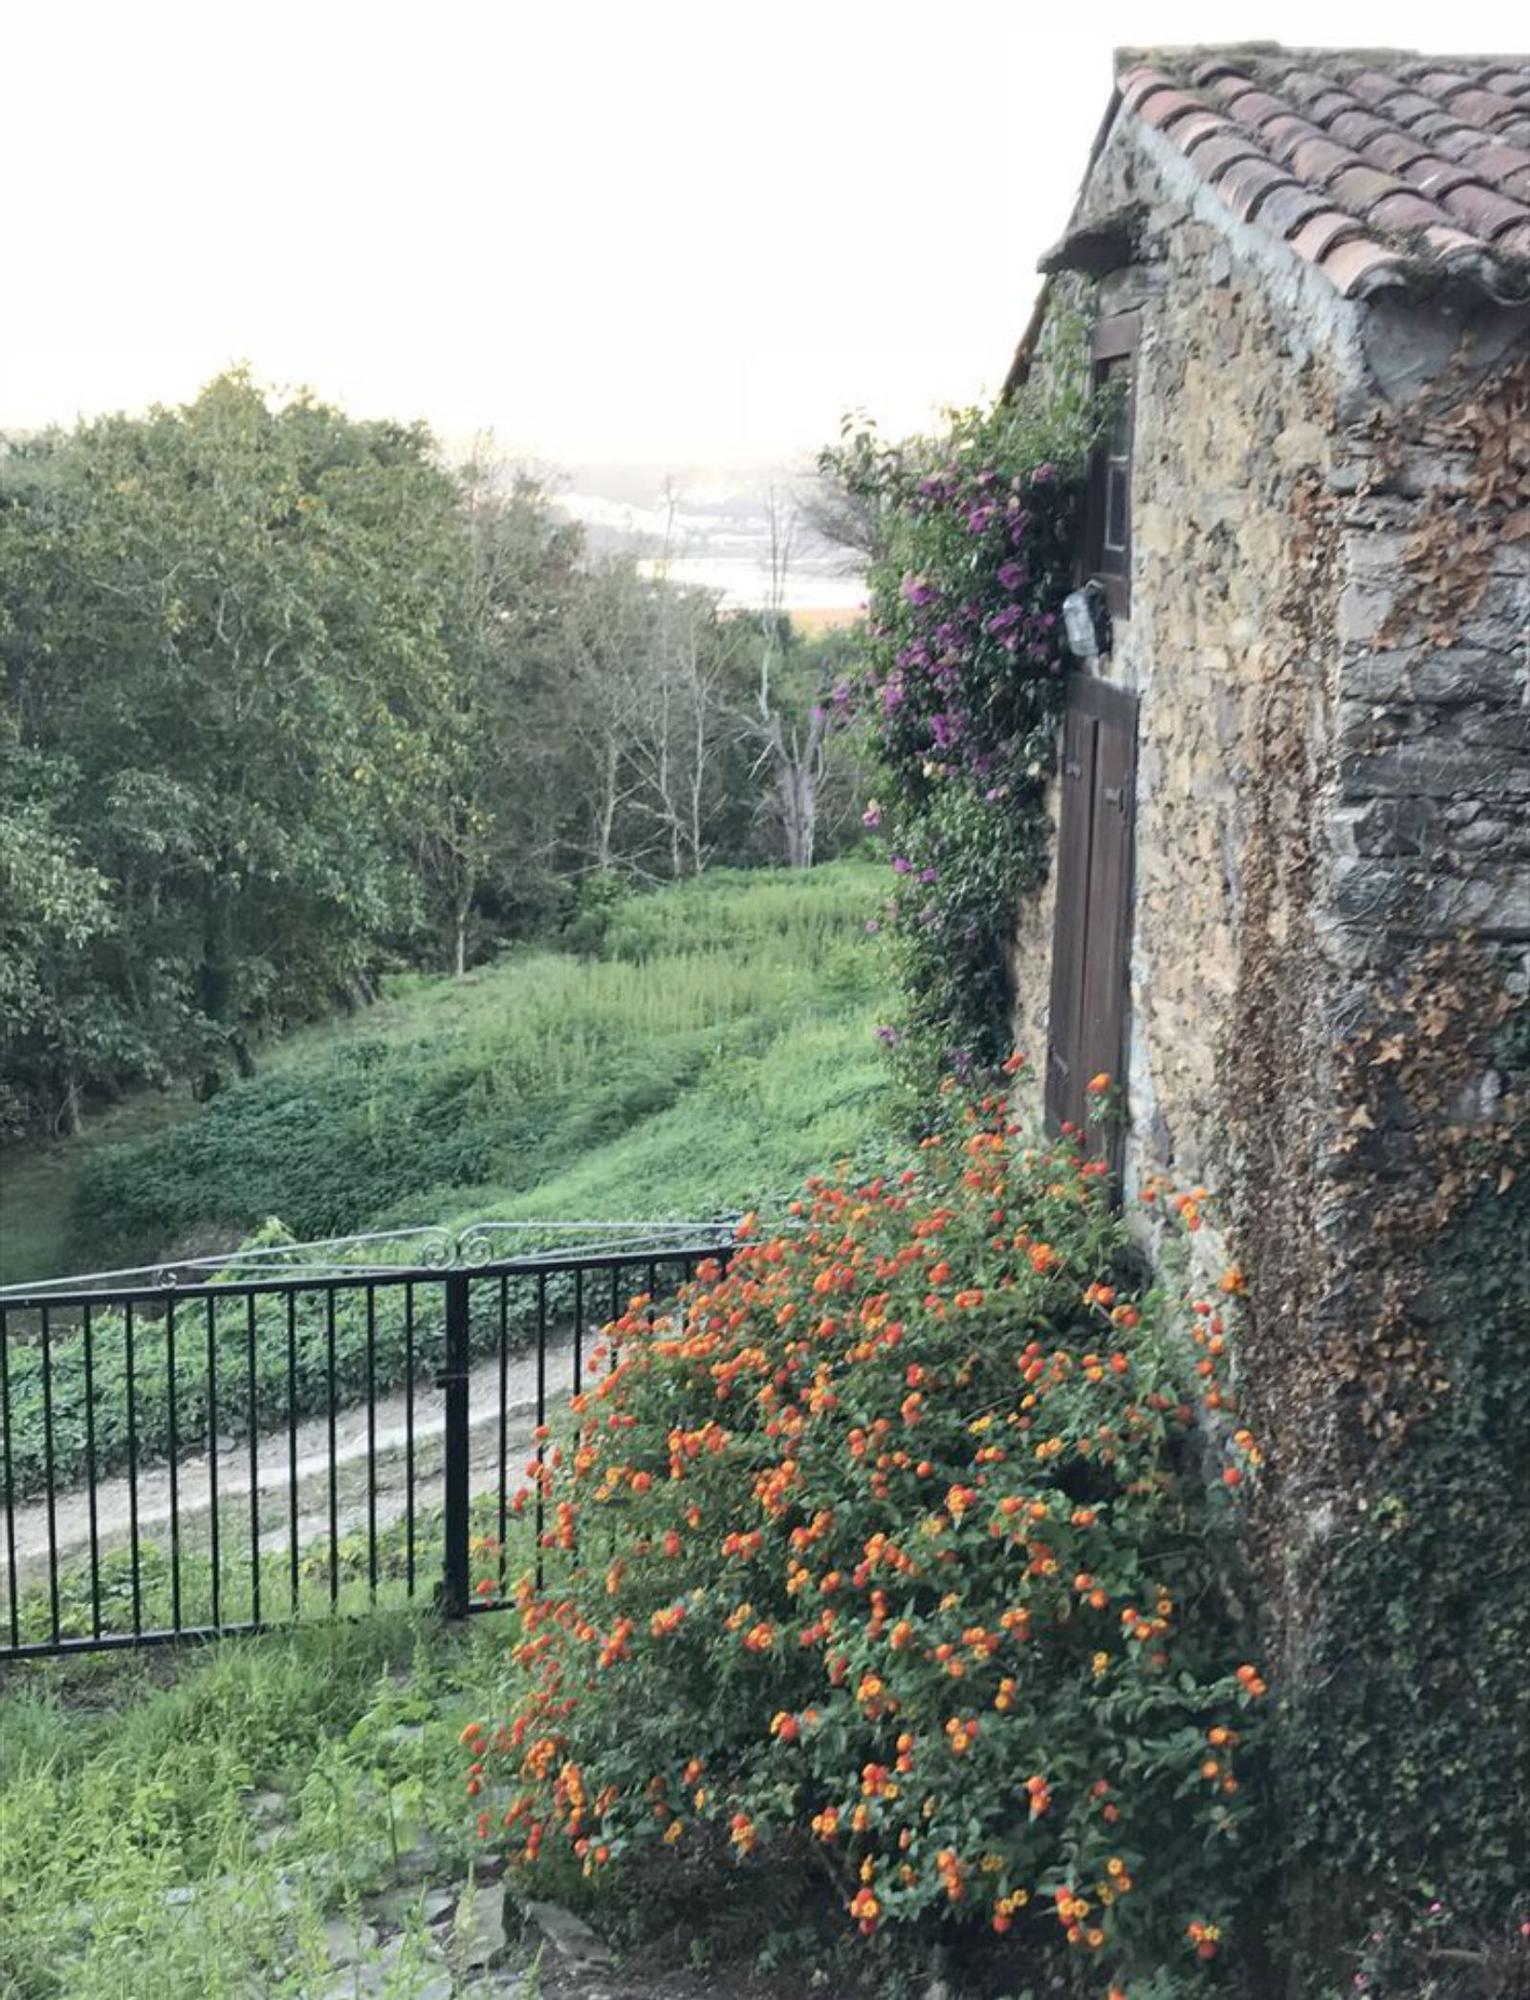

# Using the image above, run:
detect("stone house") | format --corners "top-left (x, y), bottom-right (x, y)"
top-left (1005, 43), bottom-right (1528, 1314)
top-left (1003, 45), bottom-right (1530, 1948)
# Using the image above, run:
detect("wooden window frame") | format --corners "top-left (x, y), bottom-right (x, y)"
top-left (1082, 311), bottom-right (1139, 622)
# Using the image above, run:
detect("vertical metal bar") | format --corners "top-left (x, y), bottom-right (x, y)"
top-left (246, 1292), bottom-right (261, 1627)
top-left (404, 1282), bottom-right (416, 1596)
top-left (365, 1285), bottom-right (378, 1603)
top-left (206, 1294), bottom-right (221, 1629)
top-left (497, 1275), bottom-right (509, 1592)
top-left (83, 1303), bottom-right (101, 1639)
top-left (439, 1271), bottom-right (470, 1619)
top-left (286, 1291), bottom-right (299, 1618)
top-left (325, 1288), bottom-right (339, 1609)
top-left (1, 1308), bottom-right (18, 1652)
top-left (126, 1301), bottom-right (141, 1636)
top-left (572, 1266), bottom-right (584, 1390)
top-left (40, 1306), bottom-right (60, 1644)
top-left (534, 1275), bottom-right (548, 1593)
top-left (166, 1296), bottom-right (181, 1632)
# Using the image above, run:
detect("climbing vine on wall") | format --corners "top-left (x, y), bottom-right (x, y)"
top-left (820, 373), bottom-right (1096, 1104)
top-left (1270, 347), bottom-right (1530, 1993)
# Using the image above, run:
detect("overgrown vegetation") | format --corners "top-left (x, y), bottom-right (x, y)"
top-left (0, 1609), bottom-right (498, 2000)
top-left (472, 1076), bottom-right (1267, 1994)
top-left (67, 863), bottom-right (886, 1264)
top-left (1276, 1004), bottom-right (1530, 1994)
top-left (0, 373), bottom-right (866, 1138)
top-left (818, 365), bottom-right (1095, 1101)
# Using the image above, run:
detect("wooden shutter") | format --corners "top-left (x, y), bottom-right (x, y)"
top-left (1044, 676), bottom-right (1138, 1175)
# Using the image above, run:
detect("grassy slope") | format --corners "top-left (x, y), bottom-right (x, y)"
top-left (1, 865), bottom-right (891, 1283)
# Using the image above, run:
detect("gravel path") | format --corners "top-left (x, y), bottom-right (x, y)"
top-left (4, 1333), bottom-right (581, 1610)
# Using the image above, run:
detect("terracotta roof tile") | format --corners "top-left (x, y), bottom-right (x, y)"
top-left (1441, 180), bottom-right (1530, 237)
top-left (1348, 69), bottom-right (1411, 107)
top-left (1407, 110), bottom-right (1470, 145)
top-left (1329, 163), bottom-right (1412, 210)
top-left (1328, 109), bottom-right (1393, 149)
top-left (1226, 89), bottom-right (1292, 133)
top-left (1360, 130), bottom-right (1431, 173)
top-left (1110, 44), bottom-right (1530, 302)
top-left (1256, 181), bottom-right (1333, 238)
top-left (1410, 68), bottom-right (1478, 98)
top-left (1428, 123), bottom-right (1500, 162)
top-left (1448, 87), bottom-right (1527, 126)
top-left (1369, 189), bottom-right (1457, 234)
top-left (1402, 155), bottom-right (1479, 199)
top-left (1262, 113), bottom-right (1325, 164)
top-left (1386, 91), bottom-right (1454, 127)
top-left (1319, 238), bottom-right (1410, 296)
top-left (1191, 55), bottom-right (1246, 88)
top-left (1289, 210), bottom-right (1364, 262)
top-left (1283, 68), bottom-right (1344, 107)
top-left (1290, 134), bottom-right (1358, 183)
top-left (1190, 133), bottom-right (1268, 182)
top-left (1173, 110), bottom-right (1234, 153)
top-left (1218, 155), bottom-right (1301, 222)
top-left (1468, 140), bottom-right (1530, 179)
top-left (1138, 86), bottom-right (1204, 131)
top-left (1208, 73), bottom-right (1261, 109)
top-left (1301, 89), bottom-right (1350, 124)
top-left (1118, 66), bottom-right (1174, 114)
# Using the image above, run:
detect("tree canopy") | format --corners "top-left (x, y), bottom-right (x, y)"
top-left (0, 373), bottom-right (865, 1135)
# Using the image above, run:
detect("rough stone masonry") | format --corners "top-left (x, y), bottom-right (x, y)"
top-left (1006, 41), bottom-right (1530, 1982)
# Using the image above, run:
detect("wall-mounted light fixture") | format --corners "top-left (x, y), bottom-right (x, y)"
top-left (1063, 578), bottom-right (1112, 662)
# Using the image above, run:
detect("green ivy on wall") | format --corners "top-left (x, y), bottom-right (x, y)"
top-left (1282, 1002), bottom-right (1530, 1996)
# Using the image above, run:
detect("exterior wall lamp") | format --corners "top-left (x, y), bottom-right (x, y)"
top-left (1063, 578), bottom-right (1113, 662)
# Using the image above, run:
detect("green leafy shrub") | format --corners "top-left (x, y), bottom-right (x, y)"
top-left (470, 1073), bottom-right (1267, 1994)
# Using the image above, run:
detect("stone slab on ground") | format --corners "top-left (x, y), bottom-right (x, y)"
top-left (516, 1897), bottom-right (614, 1970)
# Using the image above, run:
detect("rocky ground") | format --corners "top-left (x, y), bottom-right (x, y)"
top-left (236, 1787), bottom-right (839, 2000)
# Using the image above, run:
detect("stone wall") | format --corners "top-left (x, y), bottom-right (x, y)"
top-left (1011, 115), bottom-right (1529, 1314)
top-left (1010, 115), bottom-right (1354, 1274)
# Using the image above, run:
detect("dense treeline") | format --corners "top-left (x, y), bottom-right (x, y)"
top-left (0, 373), bottom-right (863, 1137)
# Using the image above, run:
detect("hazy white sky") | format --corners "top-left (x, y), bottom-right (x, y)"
top-left (4, 1), bottom-right (1521, 466)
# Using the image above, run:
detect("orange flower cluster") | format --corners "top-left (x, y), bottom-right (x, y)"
top-left (467, 1078), bottom-right (1265, 1992)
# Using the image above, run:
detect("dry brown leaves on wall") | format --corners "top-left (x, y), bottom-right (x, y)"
top-left (1376, 348), bottom-right (1530, 650)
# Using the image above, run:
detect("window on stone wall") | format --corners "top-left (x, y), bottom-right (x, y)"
top-left (1084, 312), bottom-right (1139, 620)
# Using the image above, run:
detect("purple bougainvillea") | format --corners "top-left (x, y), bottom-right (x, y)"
top-left (819, 385), bottom-right (1096, 1094)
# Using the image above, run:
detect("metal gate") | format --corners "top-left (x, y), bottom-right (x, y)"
top-left (0, 1224), bottom-right (734, 1660)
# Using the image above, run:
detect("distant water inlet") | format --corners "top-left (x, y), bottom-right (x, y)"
top-left (0, 1225), bottom-right (733, 1658)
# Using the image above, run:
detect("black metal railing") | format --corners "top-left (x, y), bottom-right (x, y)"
top-left (0, 1223), bottom-right (734, 1660)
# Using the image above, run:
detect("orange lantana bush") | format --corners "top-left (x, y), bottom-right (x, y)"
top-left (472, 1077), bottom-right (1266, 1993)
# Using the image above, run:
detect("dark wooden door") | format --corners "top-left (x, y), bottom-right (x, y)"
top-left (1044, 675), bottom-right (1138, 1171)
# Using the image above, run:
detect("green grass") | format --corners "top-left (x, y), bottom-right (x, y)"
top-left (0, 1609), bottom-right (504, 2000)
top-left (18, 863), bottom-right (890, 1282)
